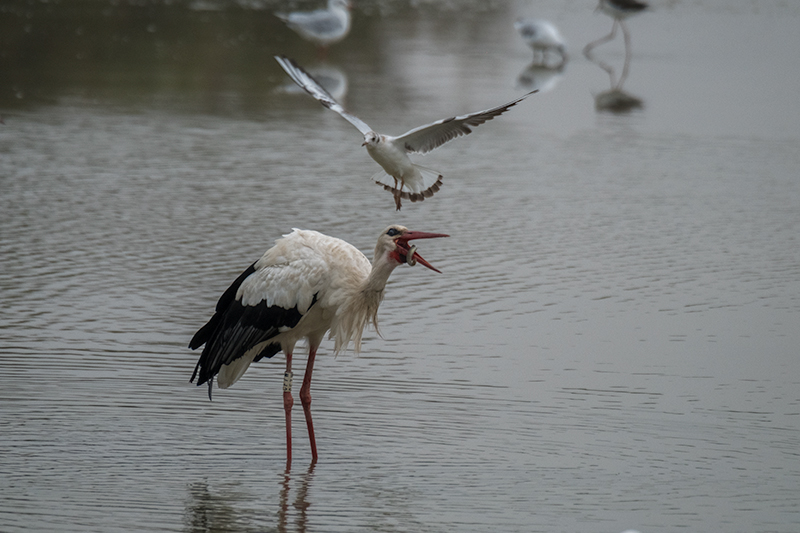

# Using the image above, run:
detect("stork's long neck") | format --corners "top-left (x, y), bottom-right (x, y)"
top-left (362, 253), bottom-right (397, 294)
top-left (331, 251), bottom-right (398, 354)
top-left (355, 252), bottom-right (399, 320)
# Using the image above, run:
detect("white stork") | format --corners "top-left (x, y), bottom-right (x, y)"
top-left (275, 0), bottom-right (352, 57)
top-left (275, 55), bottom-right (537, 210)
top-left (189, 225), bottom-right (448, 463)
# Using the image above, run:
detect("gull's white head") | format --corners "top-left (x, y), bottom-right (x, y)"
top-left (362, 131), bottom-right (381, 148)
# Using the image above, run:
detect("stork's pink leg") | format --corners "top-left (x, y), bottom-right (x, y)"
top-left (284, 352), bottom-right (294, 464)
top-left (300, 346), bottom-right (318, 462)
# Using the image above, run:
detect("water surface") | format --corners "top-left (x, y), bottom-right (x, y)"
top-left (1, 1), bottom-right (799, 532)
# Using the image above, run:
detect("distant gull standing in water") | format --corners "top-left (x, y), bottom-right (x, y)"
top-left (275, 55), bottom-right (537, 210)
top-left (514, 18), bottom-right (568, 67)
top-left (275, 0), bottom-right (352, 57)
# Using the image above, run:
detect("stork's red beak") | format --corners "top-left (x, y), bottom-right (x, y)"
top-left (396, 231), bottom-right (449, 273)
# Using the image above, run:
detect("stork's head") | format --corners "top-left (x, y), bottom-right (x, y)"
top-left (376, 225), bottom-right (448, 273)
top-left (362, 131), bottom-right (381, 148)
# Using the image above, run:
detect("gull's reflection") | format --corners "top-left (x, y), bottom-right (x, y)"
top-left (516, 62), bottom-right (565, 95)
top-left (278, 462), bottom-right (316, 533)
top-left (275, 63), bottom-right (348, 102)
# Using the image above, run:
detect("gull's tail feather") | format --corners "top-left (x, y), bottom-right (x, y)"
top-left (372, 166), bottom-right (443, 209)
top-left (372, 169), bottom-right (443, 210)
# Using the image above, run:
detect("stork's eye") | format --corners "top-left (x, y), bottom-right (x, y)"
top-left (386, 228), bottom-right (400, 237)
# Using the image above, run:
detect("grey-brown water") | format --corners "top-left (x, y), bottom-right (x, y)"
top-left (1, 1), bottom-right (799, 532)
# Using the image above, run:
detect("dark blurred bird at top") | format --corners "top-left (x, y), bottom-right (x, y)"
top-left (597, 0), bottom-right (648, 20)
top-left (584, 0), bottom-right (648, 56)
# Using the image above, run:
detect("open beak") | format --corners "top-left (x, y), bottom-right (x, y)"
top-left (396, 230), bottom-right (449, 273)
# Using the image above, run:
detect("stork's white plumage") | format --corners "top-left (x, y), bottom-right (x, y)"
top-left (275, 55), bottom-right (537, 210)
top-left (275, 0), bottom-right (352, 55)
top-left (189, 225), bottom-right (448, 463)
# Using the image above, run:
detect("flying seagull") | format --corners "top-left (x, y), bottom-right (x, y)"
top-left (275, 55), bottom-right (537, 210)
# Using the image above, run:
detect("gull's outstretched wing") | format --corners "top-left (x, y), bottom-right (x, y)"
top-left (394, 90), bottom-right (537, 155)
top-left (275, 55), bottom-right (372, 135)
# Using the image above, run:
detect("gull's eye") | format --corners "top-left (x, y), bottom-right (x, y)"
top-left (387, 228), bottom-right (399, 237)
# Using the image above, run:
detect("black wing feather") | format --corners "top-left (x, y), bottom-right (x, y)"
top-left (188, 262), bottom-right (257, 350)
top-left (189, 262), bottom-right (318, 388)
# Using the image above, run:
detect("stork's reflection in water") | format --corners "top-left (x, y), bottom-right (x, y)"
top-left (184, 462), bottom-right (316, 533)
top-left (278, 462), bottom-right (316, 533)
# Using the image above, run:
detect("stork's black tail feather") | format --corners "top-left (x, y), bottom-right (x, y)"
top-left (189, 262), bottom-right (257, 353)
top-left (189, 257), bottom-right (319, 398)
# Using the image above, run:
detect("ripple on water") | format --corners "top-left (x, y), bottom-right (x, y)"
top-left (2, 96), bottom-right (799, 532)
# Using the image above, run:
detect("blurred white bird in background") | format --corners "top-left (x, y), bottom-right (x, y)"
top-left (276, 0), bottom-right (352, 57)
top-left (514, 18), bottom-right (568, 68)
